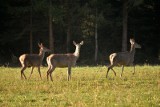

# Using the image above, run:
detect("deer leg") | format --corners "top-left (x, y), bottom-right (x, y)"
top-left (49, 66), bottom-right (55, 81)
top-left (106, 65), bottom-right (116, 78)
top-left (106, 66), bottom-right (111, 78)
top-left (29, 67), bottom-right (34, 79)
top-left (46, 65), bottom-right (51, 81)
top-left (120, 65), bottom-right (124, 77)
top-left (67, 66), bottom-right (71, 81)
top-left (38, 66), bottom-right (42, 79)
top-left (21, 66), bottom-right (27, 79)
top-left (111, 68), bottom-right (116, 76)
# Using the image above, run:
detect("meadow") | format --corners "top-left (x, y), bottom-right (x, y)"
top-left (0, 66), bottom-right (160, 107)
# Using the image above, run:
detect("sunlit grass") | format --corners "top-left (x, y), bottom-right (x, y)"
top-left (0, 66), bottom-right (160, 106)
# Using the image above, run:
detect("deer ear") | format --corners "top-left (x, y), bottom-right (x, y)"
top-left (38, 43), bottom-right (43, 47)
top-left (80, 41), bottom-right (84, 45)
top-left (73, 41), bottom-right (76, 45)
top-left (38, 43), bottom-right (41, 47)
top-left (40, 43), bottom-right (43, 47)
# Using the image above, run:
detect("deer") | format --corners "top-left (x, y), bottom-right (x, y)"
top-left (106, 38), bottom-right (141, 78)
top-left (46, 41), bottom-right (84, 81)
top-left (19, 43), bottom-right (51, 80)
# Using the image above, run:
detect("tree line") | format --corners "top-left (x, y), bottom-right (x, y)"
top-left (0, 0), bottom-right (159, 66)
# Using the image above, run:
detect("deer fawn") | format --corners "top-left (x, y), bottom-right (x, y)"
top-left (106, 38), bottom-right (141, 78)
top-left (19, 43), bottom-right (50, 79)
top-left (46, 41), bottom-right (84, 81)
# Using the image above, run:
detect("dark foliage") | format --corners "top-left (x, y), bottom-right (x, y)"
top-left (0, 0), bottom-right (159, 66)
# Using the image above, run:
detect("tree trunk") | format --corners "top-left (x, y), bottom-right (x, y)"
top-left (154, 0), bottom-right (160, 58)
top-left (95, 8), bottom-right (98, 64)
top-left (67, 24), bottom-right (71, 53)
top-left (122, 0), bottom-right (128, 52)
top-left (49, 0), bottom-right (54, 52)
top-left (66, 1), bottom-right (71, 53)
top-left (30, 0), bottom-right (33, 54)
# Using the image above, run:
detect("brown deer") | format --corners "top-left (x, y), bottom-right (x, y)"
top-left (19, 43), bottom-right (50, 79)
top-left (106, 38), bottom-right (141, 78)
top-left (46, 41), bottom-right (84, 81)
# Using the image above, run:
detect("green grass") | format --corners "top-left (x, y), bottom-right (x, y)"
top-left (0, 66), bottom-right (160, 107)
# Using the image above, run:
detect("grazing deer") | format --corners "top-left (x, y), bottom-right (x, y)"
top-left (46, 41), bottom-right (84, 81)
top-left (19, 43), bottom-right (50, 79)
top-left (106, 38), bottom-right (141, 78)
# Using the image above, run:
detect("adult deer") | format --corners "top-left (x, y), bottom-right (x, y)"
top-left (46, 41), bottom-right (84, 81)
top-left (106, 38), bottom-right (141, 78)
top-left (19, 43), bottom-right (50, 79)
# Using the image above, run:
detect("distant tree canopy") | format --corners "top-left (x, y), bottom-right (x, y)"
top-left (0, 0), bottom-right (159, 66)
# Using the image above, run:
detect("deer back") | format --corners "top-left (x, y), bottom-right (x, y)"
top-left (19, 54), bottom-right (42, 67)
top-left (48, 54), bottom-right (78, 67)
top-left (110, 51), bottom-right (133, 66)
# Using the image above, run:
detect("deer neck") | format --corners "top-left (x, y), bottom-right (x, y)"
top-left (129, 44), bottom-right (136, 59)
top-left (73, 46), bottom-right (80, 58)
top-left (39, 51), bottom-right (45, 61)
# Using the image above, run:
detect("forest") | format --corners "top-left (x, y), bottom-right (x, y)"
top-left (0, 0), bottom-right (159, 66)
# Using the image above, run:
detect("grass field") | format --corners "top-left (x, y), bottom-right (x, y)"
top-left (0, 66), bottom-right (160, 107)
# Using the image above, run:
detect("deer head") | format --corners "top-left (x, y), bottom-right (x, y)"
top-left (38, 43), bottom-right (51, 53)
top-left (130, 39), bottom-right (141, 49)
top-left (73, 41), bottom-right (84, 57)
